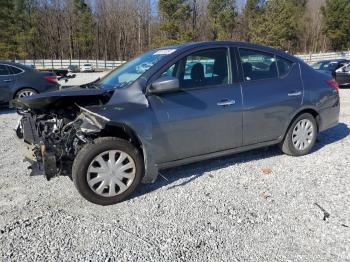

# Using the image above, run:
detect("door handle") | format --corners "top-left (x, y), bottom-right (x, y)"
top-left (288, 91), bottom-right (302, 97)
top-left (217, 99), bottom-right (236, 107)
top-left (3, 79), bottom-right (12, 82)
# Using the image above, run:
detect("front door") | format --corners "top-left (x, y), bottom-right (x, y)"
top-left (0, 64), bottom-right (14, 103)
top-left (148, 47), bottom-right (243, 163)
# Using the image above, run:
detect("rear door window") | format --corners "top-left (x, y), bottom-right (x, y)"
top-left (0, 65), bottom-right (10, 76)
top-left (239, 49), bottom-right (278, 81)
top-left (277, 56), bottom-right (294, 78)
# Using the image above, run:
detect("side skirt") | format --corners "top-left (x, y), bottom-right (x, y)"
top-left (157, 139), bottom-right (281, 170)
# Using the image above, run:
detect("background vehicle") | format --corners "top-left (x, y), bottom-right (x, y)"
top-left (21, 63), bottom-right (36, 69)
top-left (80, 63), bottom-right (95, 72)
top-left (335, 63), bottom-right (350, 86)
top-left (13, 42), bottom-right (340, 205)
top-left (68, 65), bottom-right (80, 73)
top-left (311, 59), bottom-right (349, 77)
top-left (0, 61), bottom-right (59, 104)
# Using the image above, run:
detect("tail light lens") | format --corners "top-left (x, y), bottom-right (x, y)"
top-left (44, 76), bottom-right (58, 83)
top-left (325, 79), bottom-right (339, 92)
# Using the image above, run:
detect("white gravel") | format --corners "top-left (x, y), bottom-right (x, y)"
top-left (0, 77), bottom-right (349, 261)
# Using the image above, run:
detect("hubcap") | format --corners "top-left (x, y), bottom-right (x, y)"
top-left (292, 119), bottom-right (314, 151)
top-left (18, 90), bottom-right (35, 98)
top-left (87, 150), bottom-right (136, 197)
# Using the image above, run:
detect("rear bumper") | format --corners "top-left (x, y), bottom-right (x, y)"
top-left (318, 101), bottom-right (340, 132)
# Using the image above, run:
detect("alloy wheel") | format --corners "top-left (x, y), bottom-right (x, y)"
top-left (17, 90), bottom-right (35, 98)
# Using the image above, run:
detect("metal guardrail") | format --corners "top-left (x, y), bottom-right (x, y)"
top-left (296, 51), bottom-right (350, 64)
top-left (14, 59), bottom-right (126, 70)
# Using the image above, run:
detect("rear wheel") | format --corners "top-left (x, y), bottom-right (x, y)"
top-left (280, 113), bottom-right (317, 156)
top-left (72, 137), bottom-right (144, 205)
top-left (15, 88), bottom-right (37, 99)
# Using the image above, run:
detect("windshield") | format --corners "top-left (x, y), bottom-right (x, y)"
top-left (97, 48), bottom-right (176, 90)
top-left (311, 61), bottom-right (339, 71)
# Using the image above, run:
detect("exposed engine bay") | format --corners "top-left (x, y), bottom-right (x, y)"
top-left (13, 88), bottom-right (111, 180)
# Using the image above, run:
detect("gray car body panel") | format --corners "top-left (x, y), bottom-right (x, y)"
top-left (0, 61), bottom-right (59, 104)
top-left (81, 41), bottom-right (339, 183)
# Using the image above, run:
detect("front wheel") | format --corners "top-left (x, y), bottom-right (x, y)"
top-left (279, 113), bottom-right (317, 156)
top-left (72, 137), bottom-right (144, 205)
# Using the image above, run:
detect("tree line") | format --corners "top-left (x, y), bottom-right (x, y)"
top-left (0, 0), bottom-right (349, 61)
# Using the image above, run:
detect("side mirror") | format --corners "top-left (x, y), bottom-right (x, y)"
top-left (149, 76), bottom-right (179, 94)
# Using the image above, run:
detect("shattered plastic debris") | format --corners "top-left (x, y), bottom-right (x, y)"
top-left (260, 192), bottom-right (271, 200)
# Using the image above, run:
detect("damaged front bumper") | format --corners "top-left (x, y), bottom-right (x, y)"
top-left (15, 114), bottom-right (59, 180)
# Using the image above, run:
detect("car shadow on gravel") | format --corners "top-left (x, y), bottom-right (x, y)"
top-left (131, 122), bottom-right (349, 200)
top-left (312, 122), bottom-right (350, 152)
top-left (131, 146), bottom-right (283, 199)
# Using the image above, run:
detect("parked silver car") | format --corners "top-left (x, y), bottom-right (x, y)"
top-left (13, 41), bottom-right (340, 205)
top-left (80, 63), bottom-right (95, 72)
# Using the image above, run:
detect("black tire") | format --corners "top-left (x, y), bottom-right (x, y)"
top-left (72, 137), bottom-right (144, 205)
top-left (279, 113), bottom-right (317, 156)
top-left (15, 88), bottom-right (37, 99)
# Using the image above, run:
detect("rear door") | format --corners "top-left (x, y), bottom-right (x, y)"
top-left (0, 64), bottom-right (14, 103)
top-left (148, 47), bottom-right (243, 163)
top-left (237, 48), bottom-right (302, 145)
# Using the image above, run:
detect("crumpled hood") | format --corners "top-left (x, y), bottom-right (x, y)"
top-left (11, 79), bottom-right (149, 116)
top-left (11, 86), bottom-right (110, 111)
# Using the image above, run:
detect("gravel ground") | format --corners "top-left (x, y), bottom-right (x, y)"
top-left (0, 79), bottom-right (349, 261)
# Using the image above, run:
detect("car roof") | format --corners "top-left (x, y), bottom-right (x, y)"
top-left (0, 60), bottom-right (32, 70)
top-left (165, 41), bottom-right (285, 51)
top-left (157, 41), bottom-right (297, 62)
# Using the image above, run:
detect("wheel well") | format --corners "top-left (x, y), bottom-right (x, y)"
top-left (13, 87), bottom-right (38, 99)
top-left (297, 109), bottom-right (320, 129)
top-left (100, 124), bottom-right (143, 153)
top-left (289, 109), bottom-right (321, 132)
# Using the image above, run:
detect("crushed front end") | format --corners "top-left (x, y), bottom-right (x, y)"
top-left (12, 87), bottom-right (111, 180)
top-left (15, 109), bottom-right (104, 180)
top-left (15, 108), bottom-right (109, 180)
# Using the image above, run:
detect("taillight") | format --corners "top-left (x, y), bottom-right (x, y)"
top-left (325, 79), bottom-right (339, 92)
top-left (44, 76), bottom-right (58, 83)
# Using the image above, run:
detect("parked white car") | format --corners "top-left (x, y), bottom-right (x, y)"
top-left (80, 63), bottom-right (95, 72)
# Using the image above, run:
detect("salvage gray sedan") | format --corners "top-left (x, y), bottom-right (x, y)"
top-left (13, 41), bottom-right (340, 205)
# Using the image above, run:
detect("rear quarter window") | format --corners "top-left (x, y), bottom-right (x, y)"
top-left (9, 66), bottom-right (24, 74)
